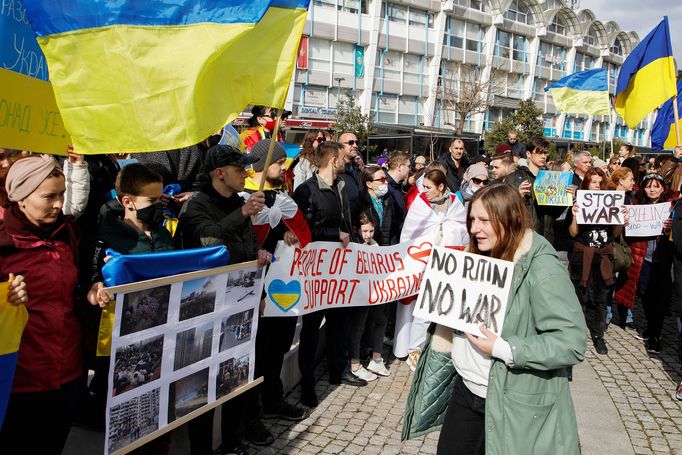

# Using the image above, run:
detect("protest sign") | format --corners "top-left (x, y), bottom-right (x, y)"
top-left (104, 261), bottom-right (264, 455)
top-left (0, 3), bottom-right (70, 155)
top-left (625, 202), bottom-right (672, 237)
top-left (412, 247), bottom-right (514, 337)
top-left (263, 235), bottom-right (447, 317)
top-left (576, 190), bottom-right (625, 225)
top-left (534, 170), bottom-right (573, 206)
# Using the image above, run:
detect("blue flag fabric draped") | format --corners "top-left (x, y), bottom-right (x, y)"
top-left (651, 79), bottom-right (682, 150)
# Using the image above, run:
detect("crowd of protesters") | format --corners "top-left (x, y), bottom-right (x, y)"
top-left (2, 103), bottom-right (682, 454)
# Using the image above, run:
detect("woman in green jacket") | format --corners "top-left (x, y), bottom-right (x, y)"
top-left (404, 183), bottom-right (587, 455)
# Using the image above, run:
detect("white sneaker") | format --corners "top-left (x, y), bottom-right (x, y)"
top-left (366, 359), bottom-right (390, 377)
top-left (351, 366), bottom-right (378, 382)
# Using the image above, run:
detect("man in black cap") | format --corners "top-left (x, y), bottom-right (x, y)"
top-left (179, 144), bottom-right (274, 453)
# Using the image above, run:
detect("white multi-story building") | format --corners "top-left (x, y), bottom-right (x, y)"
top-left (283, 0), bottom-right (652, 149)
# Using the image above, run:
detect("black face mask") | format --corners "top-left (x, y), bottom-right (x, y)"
top-left (136, 202), bottom-right (165, 227)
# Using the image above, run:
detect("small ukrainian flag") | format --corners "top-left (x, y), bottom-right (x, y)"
top-left (544, 68), bottom-right (610, 116)
top-left (651, 79), bottom-right (682, 151)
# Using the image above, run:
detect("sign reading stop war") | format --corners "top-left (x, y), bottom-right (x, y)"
top-left (413, 247), bottom-right (514, 337)
top-left (625, 202), bottom-right (672, 237)
top-left (576, 190), bottom-right (625, 225)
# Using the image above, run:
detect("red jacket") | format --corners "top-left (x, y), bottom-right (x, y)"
top-left (614, 240), bottom-right (647, 309)
top-left (0, 206), bottom-right (81, 393)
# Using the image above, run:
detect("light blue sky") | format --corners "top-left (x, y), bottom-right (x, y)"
top-left (586, 1), bottom-right (682, 60)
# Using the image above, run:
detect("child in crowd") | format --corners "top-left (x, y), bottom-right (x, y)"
top-left (347, 212), bottom-right (391, 381)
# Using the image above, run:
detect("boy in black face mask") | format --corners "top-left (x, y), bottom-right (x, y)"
top-left (84, 164), bottom-right (176, 445)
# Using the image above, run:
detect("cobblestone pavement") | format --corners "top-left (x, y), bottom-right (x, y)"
top-left (587, 306), bottom-right (682, 455)
top-left (248, 358), bottom-right (438, 455)
top-left (250, 308), bottom-right (682, 455)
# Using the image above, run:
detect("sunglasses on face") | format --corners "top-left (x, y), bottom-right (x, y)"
top-left (532, 150), bottom-right (548, 155)
top-left (343, 140), bottom-right (359, 146)
top-left (315, 137), bottom-right (325, 143)
top-left (471, 177), bottom-right (488, 185)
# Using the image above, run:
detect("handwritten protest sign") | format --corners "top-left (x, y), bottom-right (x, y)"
top-left (412, 247), bottom-right (514, 337)
top-left (576, 190), bottom-right (625, 225)
top-left (263, 236), bottom-right (445, 316)
top-left (534, 170), bottom-right (573, 206)
top-left (104, 262), bottom-right (263, 455)
top-left (625, 202), bottom-right (671, 237)
top-left (1, 3), bottom-right (70, 155)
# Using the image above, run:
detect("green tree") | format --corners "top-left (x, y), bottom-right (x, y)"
top-left (334, 90), bottom-right (375, 154)
top-left (483, 98), bottom-right (544, 153)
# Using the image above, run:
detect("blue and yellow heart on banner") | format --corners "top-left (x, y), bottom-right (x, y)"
top-left (268, 279), bottom-right (302, 312)
top-left (0, 281), bottom-right (29, 430)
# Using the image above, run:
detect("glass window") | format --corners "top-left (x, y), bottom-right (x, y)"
top-left (409, 7), bottom-right (428, 28)
top-left (398, 96), bottom-right (418, 126)
top-left (382, 50), bottom-right (401, 82)
top-left (333, 42), bottom-right (355, 77)
top-left (387, 3), bottom-right (407, 22)
top-left (496, 30), bottom-right (511, 59)
top-left (534, 78), bottom-right (547, 99)
top-left (508, 74), bottom-right (524, 99)
top-left (310, 38), bottom-right (331, 71)
top-left (537, 41), bottom-right (565, 72)
top-left (512, 34), bottom-right (527, 62)
top-left (377, 94), bottom-right (397, 123)
top-left (466, 22), bottom-right (483, 52)
top-left (504, 0), bottom-right (533, 25)
top-left (403, 54), bottom-right (421, 85)
top-left (444, 17), bottom-right (464, 48)
top-left (548, 14), bottom-right (567, 36)
top-left (313, 0), bottom-right (336, 9)
top-left (585, 26), bottom-right (599, 46)
top-left (610, 37), bottom-right (623, 55)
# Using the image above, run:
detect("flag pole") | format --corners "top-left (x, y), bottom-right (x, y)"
top-left (673, 95), bottom-right (681, 147)
top-left (258, 115), bottom-right (282, 191)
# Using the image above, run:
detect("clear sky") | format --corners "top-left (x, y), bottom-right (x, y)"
top-left (585, 1), bottom-right (682, 59)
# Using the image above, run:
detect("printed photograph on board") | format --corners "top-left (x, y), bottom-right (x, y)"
top-left (108, 388), bottom-right (160, 453)
top-left (173, 322), bottom-right (213, 371)
top-left (179, 276), bottom-right (218, 321)
top-left (216, 354), bottom-right (250, 399)
top-left (120, 285), bottom-right (171, 336)
top-left (168, 368), bottom-right (209, 422)
top-left (225, 269), bottom-right (261, 305)
top-left (219, 309), bottom-right (254, 352)
top-left (112, 335), bottom-right (163, 397)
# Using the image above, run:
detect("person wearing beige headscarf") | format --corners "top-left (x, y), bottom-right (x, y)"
top-left (0, 154), bottom-right (82, 454)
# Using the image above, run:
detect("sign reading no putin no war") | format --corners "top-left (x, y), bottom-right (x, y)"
top-left (576, 190), bottom-right (626, 225)
top-left (413, 247), bottom-right (514, 337)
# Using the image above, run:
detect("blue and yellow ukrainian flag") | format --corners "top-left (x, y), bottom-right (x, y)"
top-left (614, 17), bottom-right (677, 129)
top-left (544, 68), bottom-right (610, 116)
top-left (22, 0), bottom-right (310, 154)
top-left (0, 282), bottom-right (29, 430)
top-left (651, 79), bottom-right (682, 150)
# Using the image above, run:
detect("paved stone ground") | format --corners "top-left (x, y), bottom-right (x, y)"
top-left (587, 305), bottom-right (682, 455)
top-left (247, 358), bottom-right (438, 455)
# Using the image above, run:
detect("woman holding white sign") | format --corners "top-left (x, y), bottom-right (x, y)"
top-left (404, 183), bottom-right (587, 454)
top-left (568, 168), bottom-right (626, 355)
top-left (394, 169), bottom-right (468, 368)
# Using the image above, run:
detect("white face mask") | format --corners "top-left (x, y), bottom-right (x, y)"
top-left (375, 184), bottom-right (389, 197)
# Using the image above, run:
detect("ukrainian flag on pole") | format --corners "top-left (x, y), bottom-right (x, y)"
top-left (22, 0), bottom-right (310, 154)
top-left (651, 79), bottom-right (682, 150)
top-left (614, 17), bottom-right (677, 129)
top-left (544, 68), bottom-right (610, 116)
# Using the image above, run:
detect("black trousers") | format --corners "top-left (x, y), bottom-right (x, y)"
top-left (255, 316), bottom-right (297, 406)
top-left (570, 252), bottom-right (612, 339)
top-left (349, 305), bottom-right (388, 362)
top-left (0, 379), bottom-right (80, 454)
top-left (298, 308), bottom-right (349, 388)
top-left (642, 260), bottom-right (672, 339)
top-left (437, 379), bottom-right (486, 455)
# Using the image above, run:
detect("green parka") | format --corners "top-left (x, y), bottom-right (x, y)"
top-left (403, 230), bottom-right (588, 454)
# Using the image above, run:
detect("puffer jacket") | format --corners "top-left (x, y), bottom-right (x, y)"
top-left (403, 230), bottom-right (587, 454)
top-left (293, 174), bottom-right (354, 242)
top-left (614, 240), bottom-right (647, 309)
top-left (0, 205), bottom-right (81, 393)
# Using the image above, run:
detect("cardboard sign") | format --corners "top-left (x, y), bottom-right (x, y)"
top-left (625, 202), bottom-right (672, 237)
top-left (534, 170), bottom-right (573, 206)
top-left (104, 262), bottom-right (264, 455)
top-left (0, 4), bottom-right (70, 155)
top-left (412, 247), bottom-right (514, 337)
top-left (576, 190), bottom-right (625, 225)
top-left (263, 235), bottom-right (451, 317)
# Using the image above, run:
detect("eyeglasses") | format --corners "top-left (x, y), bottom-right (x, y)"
top-left (471, 177), bottom-right (488, 185)
top-left (314, 137), bottom-right (325, 143)
top-left (343, 140), bottom-right (359, 146)
top-left (373, 177), bottom-right (388, 183)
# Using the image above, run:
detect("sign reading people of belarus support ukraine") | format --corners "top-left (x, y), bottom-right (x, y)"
top-left (412, 247), bottom-right (514, 337)
top-left (263, 236), bottom-right (436, 316)
top-left (534, 170), bottom-right (573, 206)
top-left (576, 190), bottom-right (625, 225)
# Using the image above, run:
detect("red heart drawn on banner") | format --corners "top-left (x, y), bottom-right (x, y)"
top-left (408, 242), bottom-right (433, 265)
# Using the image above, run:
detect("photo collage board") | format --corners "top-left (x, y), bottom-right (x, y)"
top-left (105, 263), bottom-right (264, 454)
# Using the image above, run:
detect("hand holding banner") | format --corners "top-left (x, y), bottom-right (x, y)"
top-left (534, 170), bottom-right (573, 206)
top-left (412, 247), bottom-right (514, 337)
top-left (625, 202), bottom-right (672, 237)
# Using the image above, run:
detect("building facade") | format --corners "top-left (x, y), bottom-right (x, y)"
top-left (283, 0), bottom-right (653, 148)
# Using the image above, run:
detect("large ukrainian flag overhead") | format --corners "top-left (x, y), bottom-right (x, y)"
top-left (22, 0), bottom-right (310, 154)
top-left (544, 68), bottom-right (610, 116)
top-left (614, 17), bottom-right (677, 129)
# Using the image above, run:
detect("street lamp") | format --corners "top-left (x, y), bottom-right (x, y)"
top-left (334, 77), bottom-right (345, 103)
